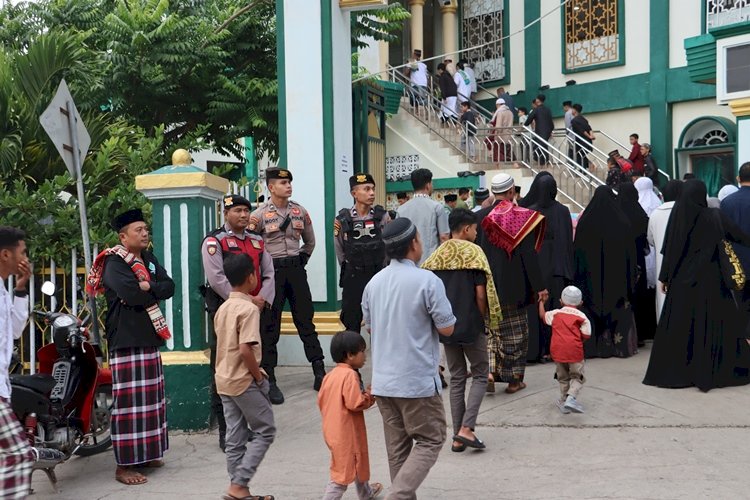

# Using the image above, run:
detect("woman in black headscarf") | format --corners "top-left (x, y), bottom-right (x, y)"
top-left (521, 172), bottom-right (574, 362)
top-left (643, 180), bottom-right (750, 391)
top-left (574, 185), bottom-right (639, 358)
top-left (617, 182), bottom-right (656, 345)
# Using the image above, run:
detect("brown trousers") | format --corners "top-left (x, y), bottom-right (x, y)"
top-left (376, 395), bottom-right (446, 500)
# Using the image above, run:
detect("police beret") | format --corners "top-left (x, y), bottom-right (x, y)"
top-left (223, 195), bottom-right (252, 210)
top-left (266, 168), bottom-right (293, 182)
top-left (112, 209), bottom-right (145, 232)
top-left (349, 173), bottom-right (375, 189)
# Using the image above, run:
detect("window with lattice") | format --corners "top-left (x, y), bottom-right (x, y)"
top-left (461, 0), bottom-right (506, 83)
top-left (564, 0), bottom-right (621, 71)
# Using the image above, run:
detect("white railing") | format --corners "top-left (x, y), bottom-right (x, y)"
top-left (706, 0), bottom-right (750, 30)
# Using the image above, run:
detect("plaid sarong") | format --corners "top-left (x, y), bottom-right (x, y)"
top-left (0, 398), bottom-right (35, 499)
top-left (489, 303), bottom-right (529, 382)
top-left (110, 347), bottom-right (169, 466)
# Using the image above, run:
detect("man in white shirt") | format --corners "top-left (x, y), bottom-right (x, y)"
top-left (454, 62), bottom-right (472, 109)
top-left (563, 100), bottom-right (574, 159)
top-left (0, 227), bottom-right (62, 498)
top-left (461, 59), bottom-right (478, 100)
top-left (406, 49), bottom-right (428, 112)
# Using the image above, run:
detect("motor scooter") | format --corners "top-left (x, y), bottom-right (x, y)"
top-left (10, 281), bottom-right (113, 490)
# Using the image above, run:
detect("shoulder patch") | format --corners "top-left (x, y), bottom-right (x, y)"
top-left (333, 219), bottom-right (341, 236)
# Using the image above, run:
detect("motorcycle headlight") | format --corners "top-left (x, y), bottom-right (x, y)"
top-left (52, 315), bottom-right (76, 329)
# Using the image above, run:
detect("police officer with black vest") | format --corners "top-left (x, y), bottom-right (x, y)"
top-left (249, 168), bottom-right (325, 405)
top-left (334, 173), bottom-right (391, 332)
top-left (201, 195), bottom-right (275, 451)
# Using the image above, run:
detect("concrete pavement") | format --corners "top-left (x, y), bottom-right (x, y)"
top-left (30, 344), bottom-right (750, 499)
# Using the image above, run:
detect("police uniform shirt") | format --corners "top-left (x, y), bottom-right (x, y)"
top-left (201, 223), bottom-right (276, 303)
top-left (249, 200), bottom-right (315, 258)
top-left (333, 206), bottom-right (391, 265)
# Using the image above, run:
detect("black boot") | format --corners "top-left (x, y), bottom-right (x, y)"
top-left (267, 370), bottom-right (285, 405)
top-left (312, 360), bottom-right (326, 391)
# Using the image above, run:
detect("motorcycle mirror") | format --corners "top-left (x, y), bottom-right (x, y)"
top-left (41, 281), bottom-right (56, 296)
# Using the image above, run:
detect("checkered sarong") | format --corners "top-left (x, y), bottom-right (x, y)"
top-left (489, 303), bottom-right (529, 382)
top-left (0, 398), bottom-right (35, 499)
top-left (110, 347), bottom-right (169, 466)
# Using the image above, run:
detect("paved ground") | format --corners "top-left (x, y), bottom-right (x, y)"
top-left (30, 344), bottom-right (750, 499)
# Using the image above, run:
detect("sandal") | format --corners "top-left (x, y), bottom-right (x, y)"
top-left (486, 377), bottom-right (495, 393)
top-left (451, 441), bottom-right (467, 452)
top-left (115, 467), bottom-right (148, 485)
top-left (452, 434), bottom-right (486, 450)
top-left (504, 382), bottom-right (527, 394)
top-left (369, 482), bottom-right (384, 498)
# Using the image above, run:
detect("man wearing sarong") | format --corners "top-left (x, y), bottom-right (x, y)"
top-left (476, 174), bottom-right (547, 394)
top-left (87, 209), bottom-right (174, 486)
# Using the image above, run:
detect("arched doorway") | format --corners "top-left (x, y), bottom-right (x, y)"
top-left (674, 116), bottom-right (737, 196)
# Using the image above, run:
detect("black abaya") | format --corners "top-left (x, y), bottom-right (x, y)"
top-left (644, 180), bottom-right (750, 391)
top-left (521, 173), bottom-right (574, 361)
top-left (574, 185), bottom-right (639, 358)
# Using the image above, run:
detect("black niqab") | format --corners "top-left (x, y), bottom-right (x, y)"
top-left (520, 172), bottom-right (555, 209)
top-left (661, 180), bottom-right (683, 203)
top-left (617, 182), bottom-right (649, 237)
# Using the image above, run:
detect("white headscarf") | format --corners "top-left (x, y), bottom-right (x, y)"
top-left (718, 184), bottom-right (739, 202)
top-left (634, 177), bottom-right (661, 216)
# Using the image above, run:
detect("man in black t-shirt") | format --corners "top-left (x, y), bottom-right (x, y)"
top-left (422, 209), bottom-right (501, 452)
top-left (459, 101), bottom-right (477, 160)
top-left (570, 103), bottom-right (594, 171)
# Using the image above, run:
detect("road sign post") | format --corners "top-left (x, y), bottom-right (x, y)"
top-left (40, 79), bottom-right (101, 346)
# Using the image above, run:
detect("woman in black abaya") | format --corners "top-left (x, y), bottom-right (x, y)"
top-left (617, 182), bottom-right (657, 345)
top-left (521, 172), bottom-right (574, 362)
top-left (574, 185), bottom-right (639, 358)
top-left (643, 180), bottom-right (750, 391)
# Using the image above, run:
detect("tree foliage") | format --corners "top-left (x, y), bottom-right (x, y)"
top-left (351, 1), bottom-right (410, 51)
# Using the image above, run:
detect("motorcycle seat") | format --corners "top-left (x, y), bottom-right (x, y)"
top-left (10, 373), bottom-right (56, 394)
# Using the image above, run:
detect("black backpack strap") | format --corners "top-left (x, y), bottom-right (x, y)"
top-left (373, 205), bottom-right (386, 223)
top-left (337, 208), bottom-right (353, 232)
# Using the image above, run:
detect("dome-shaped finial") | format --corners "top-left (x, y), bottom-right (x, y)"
top-left (172, 149), bottom-right (192, 166)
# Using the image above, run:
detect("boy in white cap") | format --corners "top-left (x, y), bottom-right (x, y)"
top-left (538, 285), bottom-right (591, 414)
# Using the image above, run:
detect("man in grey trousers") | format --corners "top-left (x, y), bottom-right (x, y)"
top-left (362, 218), bottom-right (456, 499)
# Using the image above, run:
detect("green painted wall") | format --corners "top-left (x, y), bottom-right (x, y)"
top-left (163, 364), bottom-right (211, 431)
top-left (649, 0), bottom-right (671, 176)
top-left (275, 0), bottom-right (287, 167)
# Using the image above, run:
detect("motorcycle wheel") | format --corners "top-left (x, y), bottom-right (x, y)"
top-left (75, 383), bottom-right (113, 457)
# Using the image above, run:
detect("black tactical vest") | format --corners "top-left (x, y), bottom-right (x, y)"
top-left (337, 206), bottom-right (386, 268)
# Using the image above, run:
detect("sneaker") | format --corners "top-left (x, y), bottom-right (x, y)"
top-left (563, 395), bottom-right (584, 414)
top-left (555, 399), bottom-right (571, 414)
top-left (268, 382), bottom-right (285, 405)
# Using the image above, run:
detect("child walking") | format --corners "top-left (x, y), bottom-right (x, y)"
top-left (318, 331), bottom-right (383, 500)
top-left (422, 209), bottom-right (503, 452)
top-left (214, 253), bottom-right (276, 500)
top-left (539, 286), bottom-right (591, 414)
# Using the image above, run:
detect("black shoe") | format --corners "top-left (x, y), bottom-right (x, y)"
top-left (439, 371), bottom-right (448, 389)
top-left (312, 360), bottom-right (326, 391)
top-left (219, 432), bottom-right (226, 453)
top-left (268, 382), bottom-right (285, 405)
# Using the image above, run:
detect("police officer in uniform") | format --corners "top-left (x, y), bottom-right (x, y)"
top-left (201, 195), bottom-right (275, 449)
top-left (249, 168), bottom-right (325, 404)
top-left (334, 173), bottom-right (390, 331)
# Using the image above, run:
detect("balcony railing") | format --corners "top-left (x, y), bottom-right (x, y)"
top-left (706, 0), bottom-right (750, 31)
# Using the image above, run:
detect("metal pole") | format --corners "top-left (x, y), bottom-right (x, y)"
top-left (66, 100), bottom-right (101, 346)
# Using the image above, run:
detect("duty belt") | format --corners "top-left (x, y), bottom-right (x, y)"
top-left (273, 256), bottom-right (302, 268)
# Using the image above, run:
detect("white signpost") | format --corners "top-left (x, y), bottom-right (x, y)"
top-left (39, 79), bottom-right (100, 345)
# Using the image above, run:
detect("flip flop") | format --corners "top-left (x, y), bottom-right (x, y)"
top-left (452, 434), bottom-right (486, 450)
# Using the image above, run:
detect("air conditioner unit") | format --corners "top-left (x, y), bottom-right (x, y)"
top-left (716, 34), bottom-right (750, 104)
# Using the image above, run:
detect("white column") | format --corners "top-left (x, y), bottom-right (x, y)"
top-left (409, 0), bottom-right (425, 54)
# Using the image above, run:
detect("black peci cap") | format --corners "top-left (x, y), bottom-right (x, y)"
top-left (112, 209), bottom-right (145, 232)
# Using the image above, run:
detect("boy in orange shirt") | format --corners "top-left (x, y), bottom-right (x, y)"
top-left (539, 286), bottom-right (591, 414)
top-left (214, 253), bottom-right (276, 500)
top-left (318, 331), bottom-right (383, 499)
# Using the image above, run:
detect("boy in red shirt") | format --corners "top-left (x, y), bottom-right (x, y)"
top-left (538, 286), bottom-right (591, 414)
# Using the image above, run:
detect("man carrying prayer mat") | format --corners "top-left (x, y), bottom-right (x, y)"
top-left (86, 209), bottom-right (175, 486)
top-left (476, 174), bottom-right (548, 394)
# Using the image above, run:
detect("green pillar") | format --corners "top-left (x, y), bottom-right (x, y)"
top-left (135, 150), bottom-right (230, 430)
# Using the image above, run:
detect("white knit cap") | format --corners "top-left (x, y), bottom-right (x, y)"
top-left (496, 98), bottom-right (505, 105)
top-left (561, 286), bottom-right (583, 306)
top-left (490, 173), bottom-right (514, 194)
